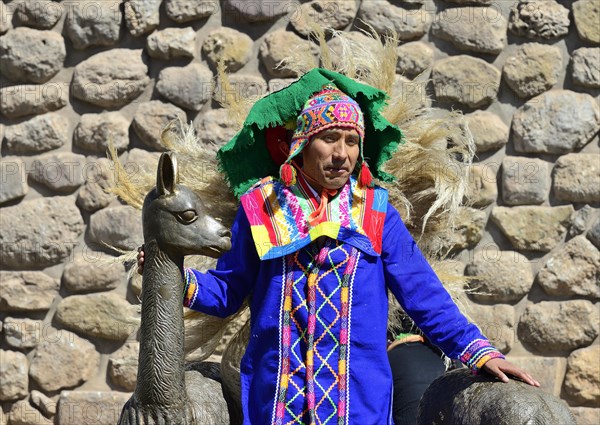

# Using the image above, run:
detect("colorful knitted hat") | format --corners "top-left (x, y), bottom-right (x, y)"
top-left (217, 68), bottom-right (404, 198)
top-left (279, 84), bottom-right (373, 187)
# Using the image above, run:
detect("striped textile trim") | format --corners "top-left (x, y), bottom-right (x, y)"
top-left (460, 338), bottom-right (505, 373)
top-left (183, 268), bottom-right (198, 308)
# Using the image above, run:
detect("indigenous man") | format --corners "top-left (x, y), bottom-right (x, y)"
top-left (139, 69), bottom-right (538, 425)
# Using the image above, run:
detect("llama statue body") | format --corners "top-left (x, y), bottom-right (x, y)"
top-left (417, 368), bottom-right (577, 425)
top-left (118, 152), bottom-right (233, 425)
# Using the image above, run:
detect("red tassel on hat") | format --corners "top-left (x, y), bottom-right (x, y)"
top-left (358, 161), bottom-right (373, 187)
top-left (280, 163), bottom-right (297, 186)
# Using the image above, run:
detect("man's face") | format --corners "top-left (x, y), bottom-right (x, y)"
top-left (301, 127), bottom-right (360, 191)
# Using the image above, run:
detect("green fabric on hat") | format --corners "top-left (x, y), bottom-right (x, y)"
top-left (217, 68), bottom-right (404, 198)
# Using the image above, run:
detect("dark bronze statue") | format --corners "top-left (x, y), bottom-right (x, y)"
top-left (118, 152), bottom-right (233, 425)
top-left (417, 368), bottom-right (577, 425)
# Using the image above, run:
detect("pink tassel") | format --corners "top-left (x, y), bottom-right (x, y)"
top-left (280, 163), bottom-right (297, 186)
top-left (358, 162), bottom-right (373, 187)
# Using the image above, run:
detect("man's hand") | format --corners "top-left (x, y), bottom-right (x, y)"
top-left (137, 245), bottom-right (144, 275)
top-left (482, 358), bottom-right (540, 387)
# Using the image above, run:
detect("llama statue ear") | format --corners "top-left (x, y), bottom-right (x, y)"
top-left (157, 152), bottom-right (179, 196)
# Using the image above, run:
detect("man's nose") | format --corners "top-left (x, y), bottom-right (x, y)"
top-left (332, 141), bottom-right (348, 159)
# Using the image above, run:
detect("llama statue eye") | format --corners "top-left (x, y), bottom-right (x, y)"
top-left (175, 210), bottom-right (198, 223)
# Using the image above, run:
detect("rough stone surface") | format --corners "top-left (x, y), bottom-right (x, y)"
top-left (588, 215), bottom-right (600, 249)
top-left (88, 205), bottom-right (143, 251)
top-left (125, 148), bottom-right (162, 177)
top-left (195, 109), bottom-right (238, 155)
top-left (259, 29), bottom-right (317, 77)
top-left (108, 341), bottom-right (139, 391)
top-left (569, 205), bottom-right (596, 237)
top-left (290, 0), bottom-right (358, 37)
top-left (357, 0), bottom-right (430, 40)
top-left (327, 32), bottom-right (378, 72)
top-left (73, 111), bottom-right (130, 153)
top-left (0, 350), bottom-right (28, 401)
top-left (202, 27), bottom-right (253, 72)
top-left (465, 111), bottom-right (509, 153)
top-left (222, 0), bottom-right (291, 22)
top-left (501, 156), bottom-right (549, 205)
top-left (0, 272), bottom-right (59, 312)
top-left (123, 0), bottom-right (160, 36)
top-left (503, 43), bottom-right (562, 98)
top-left (570, 407), bottom-right (600, 425)
top-left (3, 317), bottom-right (44, 349)
top-left (0, 197), bottom-right (84, 269)
top-left (438, 207), bottom-right (486, 252)
top-left (213, 73), bottom-right (268, 110)
top-left (564, 345), bottom-right (600, 405)
top-left (553, 153), bottom-right (600, 203)
top-left (537, 236), bottom-right (600, 299)
top-left (572, 0), bottom-right (600, 44)
top-left (432, 55), bottom-right (501, 108)
top-left (65, 0), bottom-right (122, 49)
top-left (506, 356), bottom-right (564, 397)
top-left (468, 304), bottom-right (515, 353)
top-left (57, 391), bottom-right (132, 425)
top-left (30, 152), bottom-right (87, 193)
top-left (72, 49), bottom-right (150, 108)
top-left (0, 157), bottom-right (28, 205)
top-left (0, 83), bottom-right (68, 118)
top-left (396, 42), bottom-right (434, 78)
top-left (30, 390), bottom-right (56, 418)
top-left (509, 0), bottom-right (570, 39)
top-left (55, 293), bottom-right (137, 341)
top-left (29, 329), bottom-right (100, 392)
top-left (156, 63), bottom-right (213, 111)
top-left (518, 300), bottom-right (599, 352)
top-left (165, 0), bottom-right (218, 23)
top-left (465, 250), bottom-right (534, 303)
top-left (146, 27), bottom-right (196, 60)
top-left (512, 90), bottom-right (600, 154)
top-left (15, 0), bottom-right (62, 29)
top-left (440, 0), bottom-right (494, 4)
top-left (466, 163), bottom-right (497, 208)
top-left (572, 48), bottom-right (600, 89)
top-left (390, 75), bottom-right (430, 110)
top-left (491, 206), bottom-right (573, 252)
top-left (62, 254), bottom-right (126, 293)
top-left (8, 399), bottom-right (53, 425)
top-left (76, 157), bottom-right (115, 212)
top-left (4, 112), bottom-right (69, 154)
top-left (432, 7), bottom-right (507, 54)
top-left (0, 27), bottom-right (65, 83)
top-left (132, 101), bottom-right (186, 151)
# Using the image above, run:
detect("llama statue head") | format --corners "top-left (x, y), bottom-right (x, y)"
top-left (142, 152), bottom-right (231, 259)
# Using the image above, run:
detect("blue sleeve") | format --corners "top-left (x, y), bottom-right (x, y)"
top-left (183, 206), bottom-right (260, 318)
top-left (381, 203), bottom-right (504, 371)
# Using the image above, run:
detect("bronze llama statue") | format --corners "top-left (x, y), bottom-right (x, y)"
top-left (118, 152), bottom-right (233, 425)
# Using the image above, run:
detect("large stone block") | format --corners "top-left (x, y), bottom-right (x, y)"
top-left (570, 407), bottom-right (600, 425)
top-left (505, 356), bottom-right (564, 397)
top-left (572, 48), bottom-right (600, 88)
top-left (0, 197), bottom-right (84, 269)
top-left (88, 205), bottom-right (143, 252)
top-left (437, 207), bottom-right (487, 253)
top-left (396, 41), bottom-right (434, 79)
top-left (259, 29), bottom-right (317, 77)
top-left (4, 112), bottom-right (69, 154)
top-left (466, 163), bottom-right (497, 208)
top-left (8, 399), bottom-right (53, 425)
top-left (30, 152), bottom-right (87, 193)
top-left (65, 0), bottom-right (122, 49)
top-left (491, 206), bottom-right (572, 252)
top-left (3, 317), bottom-right (44, 350)
top-left (72, 49), bottom-right (150, 108)
top-left (465, 111), bottom-right (508, 153)
top-left (0, 271), bottom-right (59, 312)
top-left (572, 0), bottom-right (600, 44)
top-left (146, 27), bottom-right (196, 60)
top-left (563, 345), bottom-right (600, 406)
top-left (553, 153), bottom-right (600, 203)
top-left (76, 157), bottom-right (115, 212)
top-left (508, 0), bottom-right (569, 39)
top-left (29, 329), bottom-right (100, 392)
top-left (202, 27), bottom-right (253, 72)
top-left (108, 341), bottom-right (139, 391)
top-left (468, 304), bottom-right (515, 353)
top-left (290, 0), bottom-right (358, 37)
top-left (501, 156), bottom-right (549, 205)
top-left (432, 7), bottom-right (507, 54)
top-left (512, 90), bottom-right (599, 154)
top-left (0, 27), bottom-right (65, 83)
top-left (465, 250), bottom-right (533, 303)
top-left (62, 254), bottom-right (126, 293)
top-left (55, 293), bottom-right (138, 341)
top-left (0, 157), bottom-right (28, 205)
top-left (73, 111), bottom-right (130, 154)
top-left (432, 55), bottom-right (501, 108)
top-left (357, 0), bottom-right (430, 40)
top-left (15, 0), bottom-right (62, 29)
top-left (123, 0), bottom-right (160, 36)
top-left (518, 300), bottom-right (599, 352)
top-left (222, 0), bottom-right (296, 22)
top-left (57, 391), bottom-right (132, 425)
top-left (156, 63), bottom-right (213, 111)
top-left (132, 101), bottom-right (186, 151)
top-left (0, 350), bottom-right (28, 401)
top-left (503, 43), bottom-right (561, 98)
top-left (537, 236), bottom-right (600, 299)
top-left (0, 83), bottom-right (68, 119)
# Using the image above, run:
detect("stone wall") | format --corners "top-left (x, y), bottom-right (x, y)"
top-left (0, 0), bottom-right (598, 424)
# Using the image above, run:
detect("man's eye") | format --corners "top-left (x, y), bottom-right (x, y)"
top-left (347, 139), bottom-right (359, 146)
top-left (175, 210), bottom-right (198, 223)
